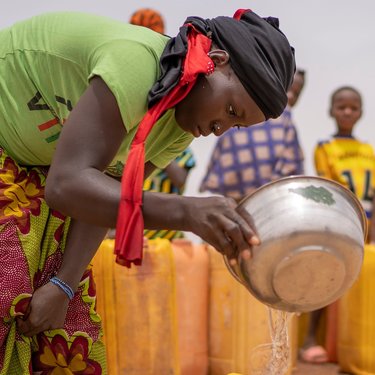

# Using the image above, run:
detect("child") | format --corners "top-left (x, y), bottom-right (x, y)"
top-left (300, 86), bottom-right (375, 363)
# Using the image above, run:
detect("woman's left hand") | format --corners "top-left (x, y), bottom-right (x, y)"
top-left (17, 282), bottom-right (70, 337)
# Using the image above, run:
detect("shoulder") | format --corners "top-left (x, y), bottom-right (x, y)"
top-left (11, 11), bottom-right (122, 33)
top-left (357, 139), bottom-right (375, 152)
top-left (355, 137), bottom-right (372, 146)
top-left (314, 138), bottom-right (332, 155)
top-left (12, 11), bottom-right (169, 54)
top-left (316, 138), bottom-right (332, 147)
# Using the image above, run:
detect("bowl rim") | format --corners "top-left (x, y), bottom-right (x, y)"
top-left (237, 175), bottom-right (368, 240)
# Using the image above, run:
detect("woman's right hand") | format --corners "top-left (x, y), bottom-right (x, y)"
top-left (183, 195), bottom-right (260, 264)
top-left (17, 282), bottom-right (70, 337)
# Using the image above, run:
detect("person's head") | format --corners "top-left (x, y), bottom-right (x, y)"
top-left (287, 69), bottom-right (306, 108)
top-left (329, 86), bottom-right (362, 136)
top-left (129, 8), bottom-right (165, 34)
top-left (164, 10), bottom-right (296, 138)
top-left (174, 51), bottom-right (265, 137)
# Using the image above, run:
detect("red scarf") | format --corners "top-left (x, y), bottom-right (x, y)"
top-left (115, 25), bottom-right (213, 267)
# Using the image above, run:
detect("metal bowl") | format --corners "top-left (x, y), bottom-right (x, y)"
top-left (224, 176), bottom-right (367, 312)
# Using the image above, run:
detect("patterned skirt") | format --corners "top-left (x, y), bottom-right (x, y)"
top-left (0, 148), bottom-right (106, 374)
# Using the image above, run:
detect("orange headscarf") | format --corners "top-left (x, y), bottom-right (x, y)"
top-left (129, 8), bottom-right (165, 34)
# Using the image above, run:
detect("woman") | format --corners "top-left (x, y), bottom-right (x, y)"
top-left (0, 9), bottom-right (295, 374)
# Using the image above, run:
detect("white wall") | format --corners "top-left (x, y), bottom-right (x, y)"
top-left (2, 0), bottom-right (375, 197)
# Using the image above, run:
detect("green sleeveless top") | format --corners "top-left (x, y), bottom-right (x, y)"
top-left (0, 12), bottom-right (193, 175)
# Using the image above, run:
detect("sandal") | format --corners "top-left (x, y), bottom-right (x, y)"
top-left (299, 345), bottom-right (329, 364)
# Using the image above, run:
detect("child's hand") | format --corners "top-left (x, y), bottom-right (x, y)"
top-left (17, 282), bottom-right (70, 337)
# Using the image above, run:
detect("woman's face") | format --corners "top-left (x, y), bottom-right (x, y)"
top-left (175, 50), bottom-right (265, 137)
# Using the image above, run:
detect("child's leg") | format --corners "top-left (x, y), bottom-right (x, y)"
top-left (299, 308), bottom-right (328, 364)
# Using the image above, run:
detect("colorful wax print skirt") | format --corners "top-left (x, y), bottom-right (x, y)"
top-left (0, 148), bottom-right (106, 374)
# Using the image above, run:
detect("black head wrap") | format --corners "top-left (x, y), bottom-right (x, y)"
top-left (148, 10), bottom-right (295, 119)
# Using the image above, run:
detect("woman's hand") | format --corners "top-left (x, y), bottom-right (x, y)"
top-left (183, 196), bottom-right (260, 264)
top-left (143, 192), bottom-right (260, 264)
top-left (17, 282), bottom-right (70, 337)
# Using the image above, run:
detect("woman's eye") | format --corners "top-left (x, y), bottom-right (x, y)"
top-left (228, 105), bottom-right (237, 117)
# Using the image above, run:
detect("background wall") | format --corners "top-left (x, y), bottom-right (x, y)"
top-left (2, 0), bottom-right (375, 202)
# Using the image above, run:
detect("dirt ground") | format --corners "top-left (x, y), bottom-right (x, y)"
top-left (293, 361), bottom-right (348, 375)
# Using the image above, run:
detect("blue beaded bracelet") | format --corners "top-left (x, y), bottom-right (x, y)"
top-left (50, 276), bottom-right (75, 300)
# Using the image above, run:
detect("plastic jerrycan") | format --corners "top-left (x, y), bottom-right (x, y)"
top-left (91, 238), bottom-right (180, 375)
top-left (172, 239), bottom-right (209, 375)
top-left (337, 243), bottom-right (375, 374)
top-left (208, 246), bottom-right (298, 375)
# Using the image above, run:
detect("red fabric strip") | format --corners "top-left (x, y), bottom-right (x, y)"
top-left (233, 9), bottom-right (252, 20)
top-left (114, 27), bottom-right (213, 267)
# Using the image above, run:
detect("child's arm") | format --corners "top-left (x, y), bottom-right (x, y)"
top-left (314, 144), bottom-right (333, 179)
top-left (272, 123), bottom-right (304, 179)
top-left (164, 160), bottom-right (189, 189)
top-left (165, 149), bottom-right (196, 189)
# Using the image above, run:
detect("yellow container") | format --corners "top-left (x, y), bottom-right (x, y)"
top-left (172, 239), bottom-right (209, 375)
top-left (337, 244), bottom-right (375, 374)
top-left (92, 238), bottom-right (180, 375)
top-left (208, 247), bottom-right (298, 375)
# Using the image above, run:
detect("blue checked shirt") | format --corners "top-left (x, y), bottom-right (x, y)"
top-left (200, 108), bottom-right (304, 200)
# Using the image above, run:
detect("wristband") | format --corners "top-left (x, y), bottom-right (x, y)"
top-left (50, 276), bottom-right (75, 300)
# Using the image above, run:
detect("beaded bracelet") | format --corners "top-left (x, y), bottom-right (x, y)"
top-left (50, 276), bottom-right (75, 300)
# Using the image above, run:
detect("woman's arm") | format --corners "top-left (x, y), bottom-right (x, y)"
top-left (17, 219), bottom-right (108, 337)
top-left (143, 192), bottom-right (258, 259)
top-left (20, 76), bottom-right (256, 329)
top-left (45, 77), bottom-right (258, 254)
top-left (45, 77), bottom-right (125, 227)
top-left (19, 77), bottom-right (125, 337)
top-left (18, 76), bottom-right (258, 336)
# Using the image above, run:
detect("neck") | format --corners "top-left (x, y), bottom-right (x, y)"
top-left (335, 131), bottom-right (353, 137)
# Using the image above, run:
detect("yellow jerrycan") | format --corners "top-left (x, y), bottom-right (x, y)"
top-left (92, 238), bottom-right (180, 375)
top-left (337, 243), bottom-right (375, 374)
top-left (208, 246), bottom-right (298, 375)
top-left (172, 239), bottom-right (209, 375)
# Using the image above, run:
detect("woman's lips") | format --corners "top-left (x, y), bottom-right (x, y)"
top-left (199, 126), bottom-right (211, 137)
top-left (192, 126), bottom-right (201, 138)
top-left (191, 125), bottom-right (210, 138)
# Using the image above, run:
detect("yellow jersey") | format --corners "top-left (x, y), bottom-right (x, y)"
top-left (314, 136), bottom-right (375, 219)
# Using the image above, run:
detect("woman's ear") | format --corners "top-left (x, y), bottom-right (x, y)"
top-left (208, 49), bottom-right (230, 66)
